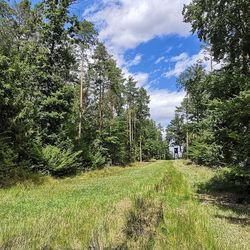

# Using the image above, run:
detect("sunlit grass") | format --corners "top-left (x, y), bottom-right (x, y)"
top-left (0, 162), bottom-right (167, 249)
top-left (0, 160), bottom-right (249, 249)
top-left (170, 160), bottom-right (250, 249)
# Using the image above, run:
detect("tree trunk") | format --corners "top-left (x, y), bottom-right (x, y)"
top-left (185, 93), bottom-right (189, 159)
top-left (133, 113), bottom-right (136, 141)
top-left (128, 107), bottom-right (132, 148)
top-left (139, 135), bottom-right (142, 163)
top-left (99, 79), bottom-right (103, 132)
top-left (78, 60), bottom-right (84, 138)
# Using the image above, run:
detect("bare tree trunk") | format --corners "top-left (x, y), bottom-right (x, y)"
top-left (133, 113), bottom-right (136, 141)
top-left (128, 107), bottom-right (132, 148)
top-left (78, 60), bottom-right (84, 138)
top-left (185, 93), bottom-right (189, 159)
top-left (109, 85), bottom-right (113, 119)
top-left (99, 81), bottom-right (103, 132)
top-left (210, 54), bottom-right (213, 71)
top-left (139, 135), bottom-right (142, 163)
top-left (131, 112), bottom-right (134, 142)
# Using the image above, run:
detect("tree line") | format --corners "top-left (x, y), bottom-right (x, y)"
top-left (166, 0), bottom-right (249, 179)
top-left (0, 0), bottom-right (168, 185)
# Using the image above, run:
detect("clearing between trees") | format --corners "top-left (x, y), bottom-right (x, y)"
top-left (0, 160), bottom-right (249, 249)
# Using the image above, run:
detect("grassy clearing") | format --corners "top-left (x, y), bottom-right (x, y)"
top-left (92, 161), bottom-right (250, 249)
top-left (173, 160), bottom-right (250, 249)
top-left (0, 160), bottom-right (249, 249)
top-left (0, 162), bottom-right (167, 249)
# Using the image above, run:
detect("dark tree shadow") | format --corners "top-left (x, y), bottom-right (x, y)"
top-left (214, 214), bottom-right (250, 226)
top-left (196, 173), bottom-right (250, 226)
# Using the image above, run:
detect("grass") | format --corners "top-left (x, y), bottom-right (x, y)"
top-left (172, 160), bottom-right (250, 249)
top-left (0, 162), bottom-right (167, 249)
top-left (0, 160), bottom-right (249, 249)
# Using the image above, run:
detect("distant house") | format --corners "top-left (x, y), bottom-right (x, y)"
top-left (169, 145), bottom-right (183, 159)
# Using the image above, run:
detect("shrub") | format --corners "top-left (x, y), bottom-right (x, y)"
top-left (42, 145), bottom-right (82, 176)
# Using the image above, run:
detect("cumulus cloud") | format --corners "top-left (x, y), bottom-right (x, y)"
top-left (83, 0), bottom-right (192, 125)
top-left (84, 0), bottom-right (191, 51)
top-left (164, 49), bottom-right (223, 78)
top-left (149, 89), bottom-right (186, 126)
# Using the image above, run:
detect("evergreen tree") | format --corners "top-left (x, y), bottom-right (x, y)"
top-left (0, 0), bottom-right (167, 184)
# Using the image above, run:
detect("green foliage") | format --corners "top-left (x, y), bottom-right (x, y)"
top-left (166, 113), bottom-right (185, 146)
top-left (188, 140), bottom-right (223, 167)
top-left (183, 0), bottom-right (250, 72)
top-left (42, 145), bottom-right (82, 176)
top-left (166, 0), bottom-right (250, 184)
top-left (0, 0), bottom-right (168, 182)
top-left (169, 64), bottom-right (249, 171)
top-left (89, 139), bottom-right (107, 169)
top-left (214, 90), bottom-right (250, 167)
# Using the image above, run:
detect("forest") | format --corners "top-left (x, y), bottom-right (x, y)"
top-left (0, 0), bottom-right (168, 186)
top-left (0, 0), bottom-right (249, 249)
top-left (166, 0), bottom-right (249, 184)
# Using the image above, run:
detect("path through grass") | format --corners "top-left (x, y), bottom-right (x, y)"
top-left (0, 160), bottom-right (249, 249)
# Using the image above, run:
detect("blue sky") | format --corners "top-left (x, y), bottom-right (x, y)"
top-left (125, 34), bottom-right (201, 91)
top-left (69, 1), bottom-right (214, 125)
top-left (28, 0), bottom-right (219, 125)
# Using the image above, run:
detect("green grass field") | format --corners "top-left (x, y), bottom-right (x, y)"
top-left (0, 161), bottom-right (249, 249)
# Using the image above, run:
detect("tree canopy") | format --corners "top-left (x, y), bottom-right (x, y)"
top-left (0, 0), bottom-right (168, 186)
top-left (167, 0), bottom-right (249, 178)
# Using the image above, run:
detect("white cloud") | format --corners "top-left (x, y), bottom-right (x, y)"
top-left (127, 54), bottom-right (142, 67)
top-left (83, 3), bottom-right (99, 17)
top-left (170, 52), bottom-right (188, 62)
top-left (164, 49), bottom-right (223, 78)
top-left (83, 0), bottom-right (192, 125)
top-left (155, 56), bottom-right (165, 64)
top-left (85, 0), bottom-right (191, 51)
top-left (149, 89), bottom-right (186, 126)
top-left (133, 72), bottom-right (149, 88)
top-left (120, 66), bottom-right (149, 88)
top-left (83, 0), bottom-right (192, 85)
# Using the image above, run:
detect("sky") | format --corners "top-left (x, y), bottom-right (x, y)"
top-left (69, 0), bottom-right (213, 126)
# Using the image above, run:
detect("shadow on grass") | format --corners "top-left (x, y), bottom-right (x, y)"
top-left (196, 171), bottom-right (250, 225)
top-left (198, 168), bottom-right (250, 198)
top-left (0, 164), bottom-right (47, 188)
top-left (214, 214), bottom-right (250, 226)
